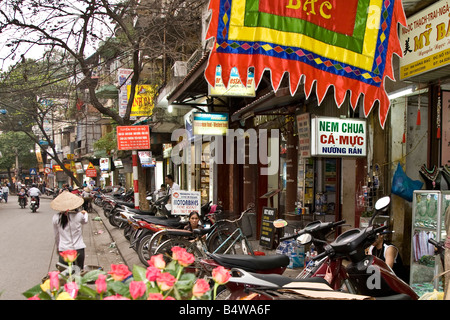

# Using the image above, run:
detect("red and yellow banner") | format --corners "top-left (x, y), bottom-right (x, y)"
top-left (205, 0), bottom-right (406, 127)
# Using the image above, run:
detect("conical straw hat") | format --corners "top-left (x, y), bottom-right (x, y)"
top-left (50, 191), bottom-right (84, 211)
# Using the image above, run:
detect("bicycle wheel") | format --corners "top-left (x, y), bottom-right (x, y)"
top-left (207, 228), bottom-right (235, 254)
top-left (154, 238), bottom-right (205, 275)
top-left (137, 232), bottom-right (169, 267)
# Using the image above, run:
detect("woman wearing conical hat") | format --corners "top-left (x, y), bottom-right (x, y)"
top-left (51, 191), bottom-right (88, 269)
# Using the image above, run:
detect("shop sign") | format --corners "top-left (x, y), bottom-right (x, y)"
top-left (118, 68), bottom-right (133, 118)
top-left (163, 144), bottom-right (172, 159)
top-left (75, 162), bottom-right (84, 174)
top-left (113, 159), bottom-right (124, 169)
top-left (171, 190), bottom-right (201, 216)
top-left (297, 113), bottom-right (311, 158)
top-left (100, 158), bottom-right (110, 171)
top-left (311, 117), bottom-right (367, 157)
top-left (53, 165), bottom-right (63, 172)
top-left (117, 125), bottom-right (150, 150)
top-left (442, 91), bottom-right (450, 165)
top-left (85, 162), bottom-right (97, 177)
top-left (127, 84), bottom-right (157, 117)
top-left (400, 1), bottom-right (450, 79)
top-left (193, 112), bottom-right (229, 136)
top-left (259, 207), bottom-right (277, 249)
top-left (209, 66), bottom-right (255, 97)
top-left (138, 151), bottom-right (156, 167)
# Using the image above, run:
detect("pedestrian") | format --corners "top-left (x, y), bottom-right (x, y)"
top-left (1, 183), bottom-right (9, 203)
top-left (165, 174), bottom-right (180, 198)
top-left (51, 191), bottom-right (87, 270)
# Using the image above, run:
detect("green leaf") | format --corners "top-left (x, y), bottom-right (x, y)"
top-left (108, 281), bottom-right (129, 296)
top-left (22, 284), bottom-right (43, 299)
top-left (132, 265), bottom-right (147, 282)
top-left (81, 270), bottom-right (106, 285)
top-left (77, 285), bottom-right (98, 299)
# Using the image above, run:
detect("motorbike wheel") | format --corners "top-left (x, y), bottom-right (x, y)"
top-left (123, 224), bottom-right (132, 241)
top-left (137, 232), bottom-right (169, 267)
top-left (31, 205), bottom-right (36, 213)
top-left (108, 211), bottom-right (124, 228)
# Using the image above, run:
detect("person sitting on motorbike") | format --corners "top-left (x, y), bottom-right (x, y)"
top-left (367, 231), bottom-right (408, 282)
top-left (28, 184), bottom-right (42, 207)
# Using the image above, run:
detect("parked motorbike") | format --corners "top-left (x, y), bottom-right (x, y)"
top-left (216, 196), bottom-right (419, 300)
top-left (30, 196), bottom-right (39, 213)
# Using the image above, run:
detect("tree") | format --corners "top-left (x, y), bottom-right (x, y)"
top-left (0, 131), bottom-right (37, 187)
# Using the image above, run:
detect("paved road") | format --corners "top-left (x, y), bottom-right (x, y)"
top-left (0, 195), bottom-right (56, 300)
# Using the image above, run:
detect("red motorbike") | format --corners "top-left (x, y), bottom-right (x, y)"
top-left (214, 196), bottom-right (419, 300)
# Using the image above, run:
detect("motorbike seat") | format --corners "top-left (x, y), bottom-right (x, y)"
top-left (116, 200), bottom-right (134, 208)
top-left (134, 215), bottom-right (184, 228)
top-left (374, 293), bottom-right (414, 300)
top-left (126, 207), bottom-right (154, 215)
top-left (209, 253), bottom-right (290, 272)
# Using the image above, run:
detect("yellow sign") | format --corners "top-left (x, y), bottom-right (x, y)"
top-left (67, 154), bottom-right (74, 160)
top-left (127, 85), bottom-right (156, 117)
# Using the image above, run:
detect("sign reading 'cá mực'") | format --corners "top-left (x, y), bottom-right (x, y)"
top-left (311, 117), bottom-right (367, 157)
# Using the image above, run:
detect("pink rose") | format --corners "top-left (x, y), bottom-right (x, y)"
top-left (59, 250), bottom-right (78, 263)
top-left (192, 279), bottom-right (210, 297)
top-left (148, 254), bottom-right (166, 269)
top-left (212, 266), bottom-right (231, 285)
top-left (95, 274), bottom-right (107, 294)
top-left (64, 282), bottom-right (79, 299)
top-left (28, 295), bottom-right (40, 300)
top-left (108, 264), bottom-right (132, 281)
top-left (177, 250), bottom-right (196, 267)
top-left (164, 296), bottom-right (175, 300)
top-left (171, 246), bottom-right (184, 260)
top-left (103, 294), bottom-right (130, 300)
top-left (156, 272), bottom-right (177, 291)
top-left (145, 266), bottom-right (161, 282)
top-left (129, 281), bottom-right (147, 300)
top-left (147, 293), bottom-right (164, 300)
top-left (48, 271), bottom-right (60, 291)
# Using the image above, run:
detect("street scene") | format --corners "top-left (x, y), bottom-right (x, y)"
top-left (0, 0), bottom-right (449, 303)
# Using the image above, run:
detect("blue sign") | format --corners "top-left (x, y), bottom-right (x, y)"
top-left (29, 168), bottom-right (37, 175)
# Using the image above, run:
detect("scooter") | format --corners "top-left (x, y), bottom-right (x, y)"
top-left (18, 193), bottom-right (27, 209)
top-left (221, 196), bottom-right (419, 300)
top-left (30, 196), bottom-right (39, 213)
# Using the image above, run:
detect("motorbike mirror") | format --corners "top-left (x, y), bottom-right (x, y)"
top-left (297, 233), bottom-right (312, 245)
top-left (273, 219), bottom-right (288, 228)
top-left (374, 196), bottom-right (390, 211)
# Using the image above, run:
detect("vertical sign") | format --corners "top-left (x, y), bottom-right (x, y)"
top-left (259, 207), bottom-right (277, 249)
top-left (442, 91), bottom-right (450, 165)
top-left (118, 68), bottom-right (133, 118)
top-left (297, 113), bottom-right (311, 158)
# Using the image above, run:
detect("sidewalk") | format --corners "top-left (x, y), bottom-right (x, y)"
top-left (87, 203), bottom-right (302, 278)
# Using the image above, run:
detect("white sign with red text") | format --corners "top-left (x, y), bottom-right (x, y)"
top-left (311, 117), bottom-right (366, 157)
top-left (171, 190), bottom-right (201, 216)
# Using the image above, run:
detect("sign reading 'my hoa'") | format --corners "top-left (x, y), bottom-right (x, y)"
top-left (311, 117), bottom-right (366, 157)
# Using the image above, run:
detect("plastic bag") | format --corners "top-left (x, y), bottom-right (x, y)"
top-left (391, 163), bottom-right (423, 202)
top-left (276, 239), bottom-right (304, 268)
top-left (418, 290), bottom-right (444, 300)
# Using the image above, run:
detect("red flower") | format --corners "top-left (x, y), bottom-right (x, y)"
top-left (28, 295), bottom-right (40, 300)
top-left (48, 271), bottom-right (60, 291)
top-left (156, 272), bottom-right (177, 291)
top-left (103, 294), bottom-right (130, 300)
top-left (129, 281), bottom-right (147, 300)
top-left (108, 264), bottom-right (132, 281)
top-left (59, 250), bottom-right (78, 263)
top-left (148, 254), bottom-right (166, 269)
top-left (212, 266), bottom-right (231, 285)
top-left (171, 246), bottom-right (195, 266)
top-left (192, 279), bottom-right (210, 297)
top-left (64, 282), bottom-right (79, 299)
top-left (95, 274), bottom-right (107, 294)
top-left (147, 293), bottom-right (164, 300)
top-left (145, 266), bottom-right (161, 282)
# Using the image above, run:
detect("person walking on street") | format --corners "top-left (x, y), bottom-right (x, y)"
top-left (51, 191), bottom-right (88, 270)
top-left (1, 183), bottom-right (9, 203)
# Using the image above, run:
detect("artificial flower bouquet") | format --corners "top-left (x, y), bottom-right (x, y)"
top-left (24, 246), bottom-right (231, 300)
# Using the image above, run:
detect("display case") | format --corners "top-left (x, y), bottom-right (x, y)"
top-left (297, 158), bottom-right (314, 214)
top-left (410, 190), bottom-right (450, 297)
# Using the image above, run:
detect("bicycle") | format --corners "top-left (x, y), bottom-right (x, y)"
top-left (151, 208), bottom-right (255, 273)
